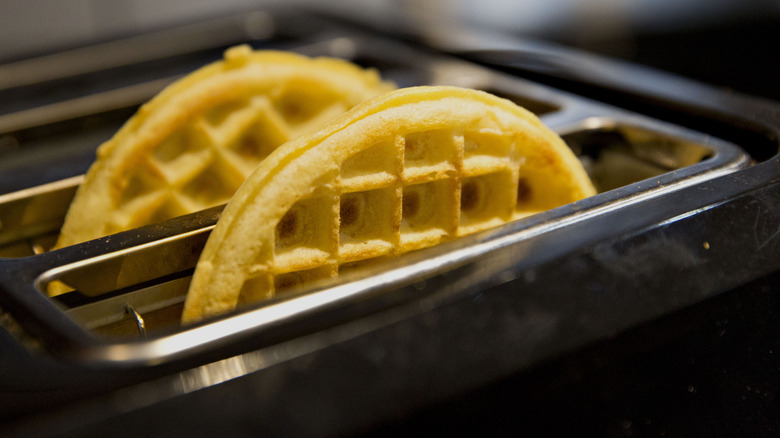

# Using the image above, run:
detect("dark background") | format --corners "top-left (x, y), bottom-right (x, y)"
top-left (1, 1), bottom-right (777, 101)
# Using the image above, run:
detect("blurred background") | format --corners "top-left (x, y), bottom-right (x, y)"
top-left (0, 0), bottom-right (778, 99)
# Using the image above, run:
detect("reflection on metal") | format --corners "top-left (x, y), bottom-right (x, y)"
top-left (125, 305), bottom-right (146, 339)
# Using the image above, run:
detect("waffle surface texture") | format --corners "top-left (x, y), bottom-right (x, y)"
top-left (182, 86), bottom-right (596, 323)
top-left (50, 45), bottom-right (393, 295)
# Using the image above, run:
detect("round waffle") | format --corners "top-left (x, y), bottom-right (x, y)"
top-left (181, 86), bottom-right (596, 323)
top-left (52, 45), bottom-right (394, 255)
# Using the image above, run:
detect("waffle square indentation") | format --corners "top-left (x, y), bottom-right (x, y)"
top-left (180, 159), bottom-right (244, 210)
top-left (400, 179), bottom-right (458, 252)
top-left (403, 130), bottom-right (460, 183)
top-left (226, 113), bottom-right (289, 164)
top-left (274, 195), bottom-right (338, 271)
top-left (338, 187), bottom-right (400, 262)
top-left (458, 170), bottom-right (516, 235)
top-left (340, 138), bottom-right (401, 191)
top-left (152, 123), bottom-right (211, 166)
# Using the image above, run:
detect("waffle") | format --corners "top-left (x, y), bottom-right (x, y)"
top-left (50, 45), bottom-right (393, 295)
top-left (181, 86), bottom-right (597, 323)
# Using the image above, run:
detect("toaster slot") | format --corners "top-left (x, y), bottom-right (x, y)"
top-left (28, 117), bottom-right (747, 343)
top-left (0, 33), bottom-right (753, 364)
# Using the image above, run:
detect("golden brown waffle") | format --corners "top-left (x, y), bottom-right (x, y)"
top-left (50, 46), bottom-right (393, 296)
top-left (181, 86), bottom-right (596, 323)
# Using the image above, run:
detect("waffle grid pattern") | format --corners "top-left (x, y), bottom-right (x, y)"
top-left (108, 93), bottom-right (351, 235)
top-left (236, 127), bottom-right (555, 303)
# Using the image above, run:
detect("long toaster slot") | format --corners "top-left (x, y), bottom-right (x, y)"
top-left (36, 119), bottom-right (748, 340)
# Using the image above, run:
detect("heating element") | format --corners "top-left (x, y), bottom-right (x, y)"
top-left (0, 7), bottom-right (778, 438)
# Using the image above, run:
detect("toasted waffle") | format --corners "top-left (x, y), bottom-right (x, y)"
top-left (50, 46), bottom-right (393, 295)
top-left (181, 86), bottom-right (596, 323)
